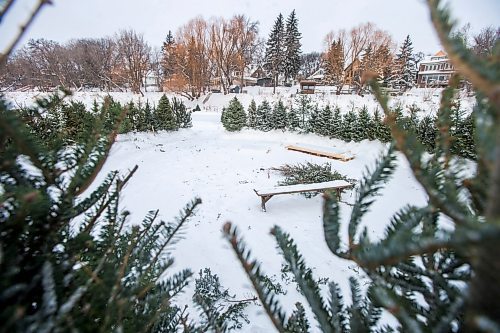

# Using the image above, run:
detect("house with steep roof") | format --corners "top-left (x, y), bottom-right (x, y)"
top-left (306, 68), bottom-right (325, 83)
top-left (417, 51), bottom-right (455, 87)
top-left (233, 64), bottom-right (267, 87)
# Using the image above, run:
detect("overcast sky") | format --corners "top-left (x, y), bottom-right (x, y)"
top-left (1, 0), bottom-right (499, 55)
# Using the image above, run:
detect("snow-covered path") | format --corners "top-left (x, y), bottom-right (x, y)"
top-left (88, 111), bottom-right (428, 331)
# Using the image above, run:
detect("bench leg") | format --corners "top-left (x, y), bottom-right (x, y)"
top-left (261, 195), bottom-right (273, 212)
top-left (336, 188), bottom-right (342, 200)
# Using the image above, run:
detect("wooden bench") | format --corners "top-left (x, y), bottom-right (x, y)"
top-left (285, 145), bottom-right (354, 162)
top-left (254, 180), bottom-right (353, 212)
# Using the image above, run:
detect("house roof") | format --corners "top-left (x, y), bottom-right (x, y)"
top-left (307, 68), bottom-right (325, 80)
top-left (420, 58), bottom-right (450, 64)
top-left (419, 50), bottom-right (451, 65)
top-left (244, 64), bottom-right (265, 78)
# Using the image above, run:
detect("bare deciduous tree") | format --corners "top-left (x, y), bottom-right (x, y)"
top-left (472, 26), bottom-right (499, 58)
top-left (209, 17), bottom-right (239, 94)
top-left (67, 37), bottom-right (118, 90)
top-left (115, 29), bottom-right (151, 95)
top-left (165, 17), bottom-right (210, 99)
top-left (323, 22), bottom-right (395, 93)
top-left (148, 46), bottom-right (162, 92)
top-left (233, 15), bottom-right (259, 90)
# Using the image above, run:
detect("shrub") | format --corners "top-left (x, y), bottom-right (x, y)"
top-left (221, 97), bottom-right (247, 132)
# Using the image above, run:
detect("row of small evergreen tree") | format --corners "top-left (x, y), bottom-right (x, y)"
top-left (119, 95), bottom-right (192, 133)
top-left (21, 94), bottom-right (192, 149)
top-left (221, 96), bottom-right (475, 159)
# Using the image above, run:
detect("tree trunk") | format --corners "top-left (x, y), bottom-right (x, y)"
top-left (220, 74), bottom-right (227, 94)
top-left (273, 74), bottom-right (277, 94)
top-left (240, 69), bottom-right (244, 93)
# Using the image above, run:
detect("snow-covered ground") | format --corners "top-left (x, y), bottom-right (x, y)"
top-left (3, 88), bottom-right (475, 331)
top-left (105, 113), bottom-right (429, 331)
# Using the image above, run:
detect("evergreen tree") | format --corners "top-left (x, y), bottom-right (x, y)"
top-left (172, 97), bottom-right (192, 128)
top-left (165, 30), bottom-right (174, 45)
top-left (135, 101), bottom-right (146, 132)
top-left (283, 10), bottom-right (302, 84)
top-left (143, 101), bottom-right (155, 132)
top-left (317, 105), bottom-right (333, 137)
top-left (272, 100), bottom-right (288, 130)
top-left (162, 30), bottom-right (176, 81)
top-left (295, 95), bottom-right (312, 131)
top-left (379, 116), bottom-right (392, 143)
top-left (61, 101), bottom-right (95, 142)
top-left (406, 104), bottom-right (421, 132)
top-left (134, 101), bottom-right (145, 132)
top-left (360, 44), bottom-right (374, 76)
top-left (256, 100), bottom-right (273, 132)
top-left (324, 39), bottom-right (345, 88)
top-left (372, 108), bottom-right (391, 142)
top-left (452, 113), bottom-right (475, 159)
top-left (119, 101), bottom-right (135, 133)
top-left (355, 105), bottom-right (372, 141)
top-left (264, 13), bottom-right (285, 94)
top-left (247, 99), bottom-right (258, 129)
top-left (417, 114), bottom-right (437, 152)
top-left (307, 104), bottom-right (321, 134)
top-left (26, 93), bottom-right (66, 147)
top-left (390, 35), bottom-right (417, 91)
top-left (330, 106), bottom-right (342, 139)
top-left (155, 94), bottom-right (178, 131)
top-left (91, 99), bottom-right (100, 114)
top-left (287, 105), bottom-right (300, 131)
top-left (392, 105), bottom-right (405, 127)
top-left (341, 109), bottom-right (357, 142)
top-left (221, 97), bottom-right (247, 132)
top-left (102, 97), bottom-right (124, 134)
